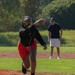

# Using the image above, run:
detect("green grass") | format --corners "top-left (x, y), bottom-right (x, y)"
top-left (0, 58), bottom-right (21, 70)
top-left (0, 32), bottom-right (19, 46)
top-left (0, 46), bottom-right (75, 74)
top-left (0, 46), bottom-right (18, 52)
top-left (37, 45), bottom-right (75, 52)
top-left (0, 46), bottom-right (75, 52)
top-left (36, 59), bottom-right (75, 74)
top-left (0, 58), bottom-right (75, 74)
top-left (0, 30), bottom-right (75, 46)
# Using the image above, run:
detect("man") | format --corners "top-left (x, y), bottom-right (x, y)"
top-left (17, 16), bottom-right (47, 75)
top-left (48, 17), bottom-right (62, 59)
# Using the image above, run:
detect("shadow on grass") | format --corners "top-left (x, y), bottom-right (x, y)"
top-left (0, 34), bottom-right (19, 46)
top-left (0, 34), bottom-right (74, 46)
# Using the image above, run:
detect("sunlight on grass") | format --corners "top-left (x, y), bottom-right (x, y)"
top-left (36, 59), bottom-right (75, 74)
top-left (0, 58), bottom-right (21, 70)
top-left (0, 47), bottom-right (18, 52)
top-left (0, 58), bottom-right (75, 74)
top-left (0, 46), bottom-right (75, 52)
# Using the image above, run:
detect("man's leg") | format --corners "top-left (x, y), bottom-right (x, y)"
top-left (50, 46), bottom-right (54, 59)
top-left (56, 47), bottom-right (60, 59)
top-left (22, 55), bottom-right (30, 74)
top-left (49, 38), bottom-right (54, 59)
top-left (30, 48), bottom-right (37, 75)
top-left (49, 46), bottom-right (54, 59)
top-left (17, 42), bottom-right (30, 74)
top-left (55, 39), bottom-right (60, 59)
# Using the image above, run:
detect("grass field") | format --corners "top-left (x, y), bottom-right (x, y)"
top-left (0, 30), bottom-right (75, 74)
top-left (0, 46), bottom-right (75, 52)
top-left (0, 58), bottom-right (75, 74)
top-left (0, 46), bottom-right (75, 74)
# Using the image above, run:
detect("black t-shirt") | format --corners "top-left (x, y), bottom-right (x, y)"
top-left (19, 25), bottom-right (46, 47)
top-left (48, 23), bottom-right (61, 38)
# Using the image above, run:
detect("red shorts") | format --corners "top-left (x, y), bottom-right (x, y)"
top-left (17, 40), bottom-right (37, 58)
top-left (31, 39), bottom-right (37, 49)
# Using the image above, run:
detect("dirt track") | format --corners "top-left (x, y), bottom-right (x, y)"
top-left (0, 52), bottom-right (75, 59)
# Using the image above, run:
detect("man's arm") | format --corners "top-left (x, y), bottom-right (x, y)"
top-left (27, 19), bottom-right (45, 32)
top-left (48, 31), bottom-right (51, 43)
top-left (35, 29), bottom-right (47, 50)
top-left (34, 19), bottom-right (45, 26)
top-left (59, 29), bottom-right (63, 39)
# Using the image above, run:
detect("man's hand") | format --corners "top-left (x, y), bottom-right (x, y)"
top-left (34, 19), bottom-right (45, 26)
top-left (43, 45), bottom-right (47, 50)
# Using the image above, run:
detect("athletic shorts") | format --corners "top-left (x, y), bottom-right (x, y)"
top-left (50, 38), bottom-right (60, 47)
top-left (31, 39), bottom-right (37, 49)
top-left (17, 40), bottom-right (37, 58)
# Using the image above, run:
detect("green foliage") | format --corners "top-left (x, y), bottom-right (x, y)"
top-left (22, 0), bottom-right (40, 20)
top-left (0, 32), bottom-right (19, 46)
top-left (39, 0), bottom-right (53, 10)
top-left (0, 0), bottom-right (75, 31)
top-left (0, 0), bottom-right (23, 32)
top-left (0, 30), bottom-right (75, 46)
top-left (42, 0), bottom-right (75, 29)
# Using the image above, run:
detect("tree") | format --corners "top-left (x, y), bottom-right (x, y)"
top-left (42, 0), bottom-right (75, 29)
top-left (23, 0), bottom-right (40, 20)
top-left (0, 0), bottom-right (21, 31)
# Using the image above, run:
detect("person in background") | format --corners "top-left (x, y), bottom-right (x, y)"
top-left (18, 16), bottom-right (47, 75)
top-left (48, 17), bottom-right (62, 59)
